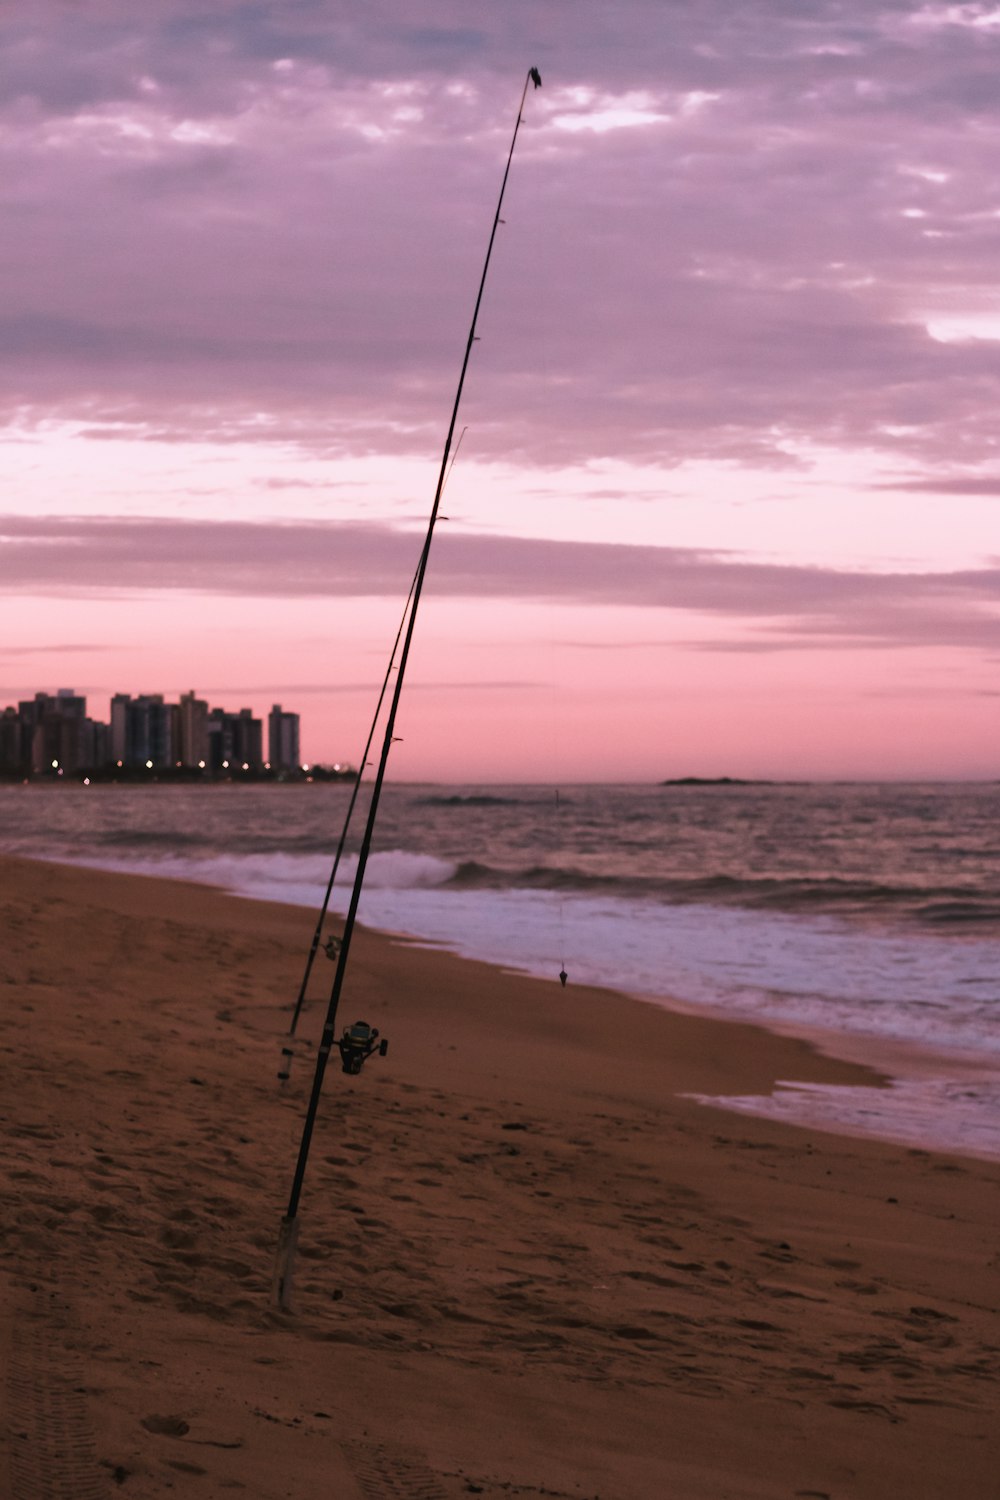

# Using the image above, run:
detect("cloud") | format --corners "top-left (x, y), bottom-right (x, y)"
top-left (2, 513), bottom-right (997, 652)
top-left (196, 679), bottom-right (547, 695)
top-left (875, 475), bottom-right (1000, 496)
top-left (0, 642), bottom-right (117, 655)
top-left (3, 2), bottom-right (1000, 473)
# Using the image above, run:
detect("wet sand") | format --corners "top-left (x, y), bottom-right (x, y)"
top-left (1, 855), bottom-right (997, 1498)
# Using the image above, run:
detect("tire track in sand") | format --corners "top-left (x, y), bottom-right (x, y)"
top-left (342, 1437), bottom-right (450, 1499)
top-left (6, 1286), bottom-right (104, 1500)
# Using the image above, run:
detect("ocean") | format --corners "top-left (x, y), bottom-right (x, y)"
top-left (3, 780), bottom-right (999, 1159)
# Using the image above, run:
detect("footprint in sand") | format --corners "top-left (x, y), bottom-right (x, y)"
top-left (140, 1413), bottom-right (190, 1436)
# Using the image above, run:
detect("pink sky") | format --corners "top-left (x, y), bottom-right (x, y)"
top-left (2, 2), bottom-right (998, 780)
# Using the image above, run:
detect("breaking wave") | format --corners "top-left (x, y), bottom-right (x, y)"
top-left (443, 862), bottom-right (1000, 929)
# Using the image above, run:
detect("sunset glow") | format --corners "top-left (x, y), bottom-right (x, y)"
top-left (2, 3), bottom-right (998, 780)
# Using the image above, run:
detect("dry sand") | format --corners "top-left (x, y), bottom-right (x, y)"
top-left (1, 854), bottom-right (997, 1499)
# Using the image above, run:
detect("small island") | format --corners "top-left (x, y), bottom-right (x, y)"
top-left (660, 776), bottom-right (766, 786)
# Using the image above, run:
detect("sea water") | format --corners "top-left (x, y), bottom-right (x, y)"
top-left (2, 780), bottom-right (998, 1159)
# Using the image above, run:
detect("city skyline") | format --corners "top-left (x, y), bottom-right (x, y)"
top-left (1, 688), bottom-right (306, 778)
top-left (2, 5), bottom-right (998, 781)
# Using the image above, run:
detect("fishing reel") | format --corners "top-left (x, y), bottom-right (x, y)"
top-left (337, 1020), bottom-right (388, 1075)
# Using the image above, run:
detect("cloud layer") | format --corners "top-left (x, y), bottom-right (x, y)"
top-left (4, 2), bottom-right (1000, 472)
top-left (3, 513), bottom-right (997, 654)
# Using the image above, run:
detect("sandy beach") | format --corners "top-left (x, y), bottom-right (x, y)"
top-left (1, 853), bottom-right (997, 1499)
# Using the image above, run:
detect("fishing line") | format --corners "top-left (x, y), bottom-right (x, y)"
top-left (281, 430), bottom-right (467, 1055)
top-left (273, 67), bottom-right (543, 1309)
top-left (556, 788), bottom-right (568, 987)
top-left (280, 577), bottom-right (416, 1053)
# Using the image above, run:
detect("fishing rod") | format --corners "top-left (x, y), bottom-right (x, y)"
top-left (280, 568), bottom-right (417, 1053)
top-left (555, 789), bottom-right (568, 987)
top-left (280, 429), bottom-right (467, 1057)
top-left (273, 67), bottom-right (543, 1308)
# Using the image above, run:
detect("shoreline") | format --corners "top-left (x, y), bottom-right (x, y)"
top-left (20, 845), bottom-right (1000, 1162)
top-left (2, 855), bottom-right (998, 1497)
top-left (631, 982), bottom-right (1000, 1163)
top-left (13, 847), bottom-right (909, 1092)
top-left (4, 852), bottom-right (893, 1103)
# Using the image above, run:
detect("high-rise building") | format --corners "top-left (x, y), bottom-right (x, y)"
top-left (232, 707), bottom-right (263, 770)
top-left (110, 693), bottom-right (130, 765)
top-left (178, 691), bottom-right (209, 767)
top-left (138, 695), bottom-right (174, 768)
top-left (207, 707), bottom-right (263, 771)
top-left (109, 694), bottom-right (174, 768)
top-left (84, 718), bottom-right (110, 771)
top-left (0, 706), bottom-right (24, 773)
top-left (17, 690), bottom-right (88, 773)
top-left (268, 704), bottom-right (301, 772)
